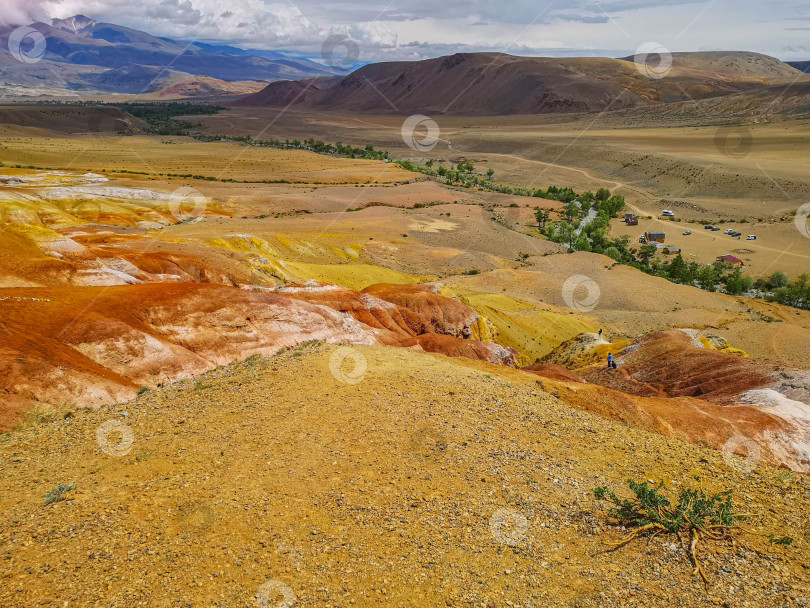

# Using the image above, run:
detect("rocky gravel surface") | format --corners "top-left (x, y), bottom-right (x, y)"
top-left (0, 343), bottom-right (807, 607)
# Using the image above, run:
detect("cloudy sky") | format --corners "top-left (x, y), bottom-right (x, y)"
top-left (4, 0), bottom-right (810, 61)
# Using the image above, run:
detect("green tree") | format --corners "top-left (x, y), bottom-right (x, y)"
top-left (604, 246), bottom-right (621, 261)
top-left (486, 168), bottom-right (495, 180)
top-left (638, 243), bottom-right (658, 266)
top-left (535, 208), bottom-right (551, 229)
top-left (769, 271), bottom-right (789, 288)
top-left (425, 159), bottom-right (435, 168)
top-left (697, 265), bottom-right (718, 292)
top-left (575, 235), bottom-right (592, 252)
top-left (595, 187), bottom-right (611, 202)
top-left (725, 267), bottom-right (746, 295)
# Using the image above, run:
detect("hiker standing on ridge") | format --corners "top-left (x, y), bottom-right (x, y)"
top-left (607, 353), bottom-right (613, 369)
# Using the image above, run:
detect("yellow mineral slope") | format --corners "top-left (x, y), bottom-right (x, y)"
top-left (0, 344), bottom-right (806, 607)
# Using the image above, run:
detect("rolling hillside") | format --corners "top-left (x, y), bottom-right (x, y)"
top-left (237, 51), bottom-right (809, 115)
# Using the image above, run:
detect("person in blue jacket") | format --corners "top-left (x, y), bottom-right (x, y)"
top-left (607, 353), bottom-right (613, 369)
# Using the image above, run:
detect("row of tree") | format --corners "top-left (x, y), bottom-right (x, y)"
top-left (146, 119), bottom-right (810, 312)
top-left (537, 187), bottom-right (809, 310)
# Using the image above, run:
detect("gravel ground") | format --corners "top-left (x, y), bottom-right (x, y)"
top-left (0, 343), bottom-right (807, 607)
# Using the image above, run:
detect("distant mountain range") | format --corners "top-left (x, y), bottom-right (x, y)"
top-left (0, 15), bottom-right (342, 98)
top-left (237, 51), bottom-right (810, 116)
top-left (789, 61), bottom-right (810, 73)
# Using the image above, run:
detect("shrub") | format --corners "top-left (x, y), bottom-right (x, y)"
top-left (45, 483), bottom-right (75, 505)
top-left (593, 480), bottom-right (743, 583)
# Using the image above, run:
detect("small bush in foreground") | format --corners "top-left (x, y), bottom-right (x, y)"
top-left (593, 480), bottom-right (744, 583)
top-left (45, 483), bottom-right (75, 505)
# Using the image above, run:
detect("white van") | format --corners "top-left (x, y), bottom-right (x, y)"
top-left (662, 210), bottom-right (675, 217)
top-left (747, 235), bottom-right (757, 240)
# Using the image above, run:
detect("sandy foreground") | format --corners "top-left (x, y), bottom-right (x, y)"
top-left (1, 344), bottom-right (808, 607)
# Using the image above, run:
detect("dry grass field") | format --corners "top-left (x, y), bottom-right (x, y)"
top-left (192, 108), bottom-right (810, 275)
top-left (0, 132), bottom-right (413, 185)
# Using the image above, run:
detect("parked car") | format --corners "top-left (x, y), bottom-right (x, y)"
top-left (662, 210), bottom-right (675, 217)
top-left (704, 225), bottom-right (714, 230)
top-left (682, 230), bottom-right (692, 235)
top-left (724, 229), bottom-right (734, 234)
top-left (711, 227), bottom-right (721, 231)
top-left (747, 235), bottom-right (757, 240)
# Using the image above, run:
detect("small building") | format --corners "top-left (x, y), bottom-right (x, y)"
top-left (663, 245), bottom-right (681, 254)
top-left (717, 254), bottom-right (744, 267)
top-left (645, 231), bottom-right (666, 243)
top-left (624, 213), bottom-right (638, 226)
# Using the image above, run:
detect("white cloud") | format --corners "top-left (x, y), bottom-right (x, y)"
top-left (6, 0), bottom-right (806, 61)
top-left (0, 0), bottom-right (52, 26)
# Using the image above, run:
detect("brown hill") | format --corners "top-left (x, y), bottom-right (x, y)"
top-left (232, 79), bottom-right (314, 108)
top-left (236, 51), bottom-right (807, 115)
top-left (0, 105), bottom-right (146, 134)
top-left (577, 330), bottom-right (774, 404)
